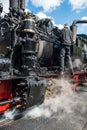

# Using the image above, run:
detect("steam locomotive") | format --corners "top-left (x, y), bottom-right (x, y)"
top-left (0, 0), bottom-right (63, 114)
top-left (0, 0), bottom-right (87, 114)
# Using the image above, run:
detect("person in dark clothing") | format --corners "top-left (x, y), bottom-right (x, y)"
top-left (59, 23), bottom-right (74, 75)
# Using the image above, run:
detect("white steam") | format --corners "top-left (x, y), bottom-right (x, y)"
top-left (1, 78), bottom-right (73, 120)
top-left (3, 109), bottom-right (17, 119)
top-left (24, 78), bottom-right (87, 120)
top-left (73, 59), bottom-right (82, 69)
top-left (24, 78), bottom-right (76, 119)
top-left (3, 78), bottom-right (87, 121)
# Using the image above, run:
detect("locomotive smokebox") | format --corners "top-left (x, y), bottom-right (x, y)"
top-left (9, 0), bottom-right (25, 10)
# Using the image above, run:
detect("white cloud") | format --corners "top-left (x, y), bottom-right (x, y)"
top-left (77, 16), bottom-right (87, 34)
top-left (77, 25), bottom-right (87, 34)
top-left (36, 11), bottom-right (54, 23)
top-left (36, 11), bottom-right (63, 29)
top-left (53, 22), bottom-right (63, 29)
top-left (0, 0), bottom-right (9, 15)
top-left (57, 24), bottom-right (63, 29)
top-left (69, 0), bottom-right (87, 11)
top-left (29, 0), bottom-right (63, 12)
top-left (81, 16), bottom-right (87, 20)
top-left (36, 12), bottom-right (48, 19)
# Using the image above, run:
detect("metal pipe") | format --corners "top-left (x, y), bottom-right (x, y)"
top-left (71, 19), bottom-right (87, 43)
top-left (72, 24), bottom-right (77, 43)
top-left (20, 0), bottom-right (25, 10)
top-left (73, 20), bottom-right (87, 26)
top-left (9, 0), bottom-right (25, 10)
top-left (0, 100), bottom-right (13, 105)
top-left (0, 97), bottom-right (21, 105)
top-left (9, 0), bottom-right (19, 9)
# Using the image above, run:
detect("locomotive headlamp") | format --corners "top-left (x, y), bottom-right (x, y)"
top-left (0, 3), bottom-right (3, 13)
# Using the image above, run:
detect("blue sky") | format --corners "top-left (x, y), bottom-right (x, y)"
top-left (26, 0), bottom-right (87, 25)
top-left (1, 0), bottom-right (87, 34)
top-left (25, 0), bottom-right (87, 34)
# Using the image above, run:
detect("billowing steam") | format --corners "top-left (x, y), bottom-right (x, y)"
top-left (2, 77), bottom-right (87, 121)
top-left (73, 58), bottom-right (82, 69)
top-left (24, 78), bottom-right (76, 119)
top-left (24, 78), bottom-right (87, 120)
top-left (3, 109), bottom-right (17, 120)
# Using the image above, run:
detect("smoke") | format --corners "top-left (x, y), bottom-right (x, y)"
top-left (73, 58), bottom-right (82, 69)
top-left (2, 77), bottom-right (87, 121)
top-left (24, 78), bottom-right (87, 120)
top-left (3, 109), bottom-right (18, 120)
top-left (1, 77), bottom-right (87, 123)
top-left (24, 78), bottom-right (76, 119)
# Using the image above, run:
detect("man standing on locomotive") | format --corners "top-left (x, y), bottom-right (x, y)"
top-left (59, 23), bottom-right (74, 75)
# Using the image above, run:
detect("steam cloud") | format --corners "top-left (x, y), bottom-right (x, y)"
top-left (73, 58), bottom-right (82, 69)
top-left (2, 78), bottom-right (87, 122)
top-left (24, 78), bottom-right (85, 119)
top-left (3, 109), bottom-right (17, 120)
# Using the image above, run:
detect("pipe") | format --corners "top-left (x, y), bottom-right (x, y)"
top-left (9, 0), bottom-right (25, 10)
top-left (71, 19), bottom-right (87, 43)
top-left (20, 0), bottom-right (25, 10)
top-left (9, 0), bottom-right (19, 9)
top-left (72, 24), bottom-right (77, 43)
top-left (0, 97), bottom-right (21, 105)
top-left (72, 20), bottom-right (87, 26)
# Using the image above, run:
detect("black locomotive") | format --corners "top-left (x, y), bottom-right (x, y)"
top-left (0, 0), bottom-right (63, 114)
top-left (0, 0), bottom-right (87, 114)
top-left (0, 0), bottom-right (47, 113)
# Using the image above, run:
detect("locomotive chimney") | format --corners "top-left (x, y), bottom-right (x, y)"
top-left (20, 0), bottom-right (25, 10)
top-left (9, 0), bottom-right (19, 9)
top-left (9, 0), bottom-right (25, 10)
top-left (0, 3), bottom-right (3, 18)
